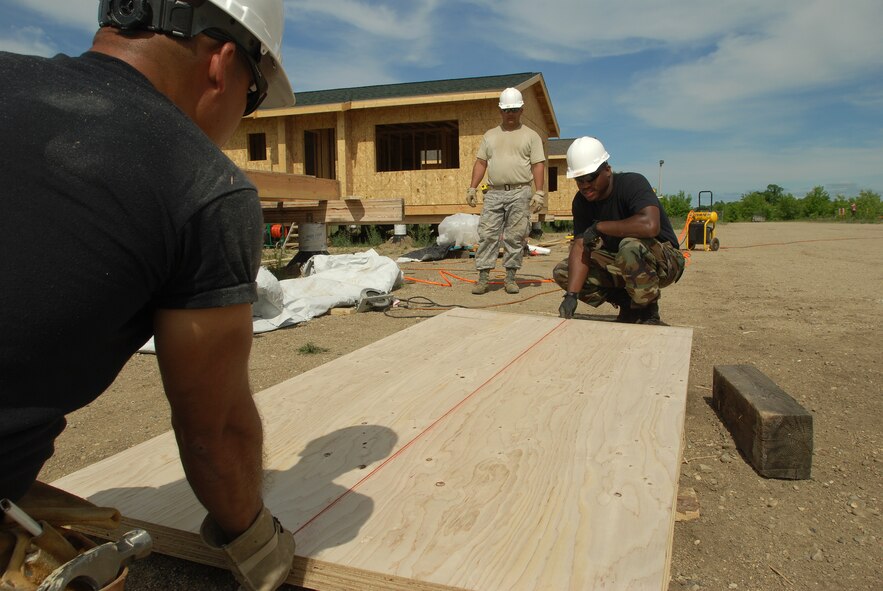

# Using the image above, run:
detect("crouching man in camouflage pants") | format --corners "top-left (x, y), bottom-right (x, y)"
top-left (555, 137), bottom-right (685, 324)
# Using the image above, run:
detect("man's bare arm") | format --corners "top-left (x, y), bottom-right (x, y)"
top-left (595, 205), bottom-right (661, 239)
top-left (531, 161), bottom-right (545, 192)
top-left (566, 237), bottom-right (591, 294)
top-left (470, 158), bottom-right (488, 188)
top-left (154, 304), bottom-right (263, 539)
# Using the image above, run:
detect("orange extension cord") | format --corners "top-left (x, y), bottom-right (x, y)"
top-left (399, 263), bottom-right (561, 310)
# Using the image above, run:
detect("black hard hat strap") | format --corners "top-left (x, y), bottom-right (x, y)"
top-left (98, 0), bottom-right (195, 38)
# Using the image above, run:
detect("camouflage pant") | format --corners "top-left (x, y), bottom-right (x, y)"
top-left (474, 186), bottom-right (531, 270)
top-left (553, 237), bottom-right (685, 307)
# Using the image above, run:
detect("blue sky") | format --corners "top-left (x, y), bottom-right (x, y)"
top-left (2, 0), bottom-right (882, 203)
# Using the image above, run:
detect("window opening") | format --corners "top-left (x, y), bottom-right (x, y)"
top-left (248, 133), bottom-right (267, 161)
top-left (304, 129), bottom-right (335, 179)
top-left (376, 121), bottom-right (459, 172)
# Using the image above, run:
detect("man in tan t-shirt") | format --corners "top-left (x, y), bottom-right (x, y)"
top-left (466, 87), bottom-right (546, 294)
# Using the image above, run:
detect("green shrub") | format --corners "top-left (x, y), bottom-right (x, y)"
top-left (365, 225), bottom-right (383, 246)
top-left (712, 184), bottom-right (880, 222)
top-left (409, 224), bottom-right (436, 246)
top-left (659, 191), bottom-right (693, 218)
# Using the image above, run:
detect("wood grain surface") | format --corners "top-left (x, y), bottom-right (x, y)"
top-left (262, 198), bottom-right (404, 224)
top-left (54, 309), bottom-right (692, 590)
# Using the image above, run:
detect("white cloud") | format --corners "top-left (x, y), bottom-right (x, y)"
top-left (463, 0), bottom-right (775, 60)
top-left (621, 0), bottom-right (883, 131)
top-left (461, 1), bottom-right (883, 137)
top-left (282, 0), bottom-right (449, 86)
top-left (8, 0), bottom-right (97, 32)
top-left (0, 26), bottom-right (57, 57)
top-left (284, 46), bottom-right (398, 91)
top-left (844, 86), bottom-right (883, 110)
top-left (286, 0), bottom-right (441, 43)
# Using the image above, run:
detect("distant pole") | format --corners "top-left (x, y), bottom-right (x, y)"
top-left (657, 160), bottom-right (664, 194)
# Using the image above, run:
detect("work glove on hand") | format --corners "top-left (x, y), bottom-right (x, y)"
top-left (529, 190), bottom-right (546, 214)
top-left (201, 506), bottom-right (296, 591)
top-left (559, 292), bottom-right (578, 319)
top-left (465, 187), bottom-right (478, 207)
top-left (581, 223), bottom-right (603, 256)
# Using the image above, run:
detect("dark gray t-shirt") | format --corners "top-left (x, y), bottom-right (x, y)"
top-left (0, 51), bottom-right (263, 499)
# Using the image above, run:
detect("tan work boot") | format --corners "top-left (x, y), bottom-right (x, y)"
top-left (472, 269), bottom-right (490, 295)
top-left (504, 268), bottom-right (520, 294)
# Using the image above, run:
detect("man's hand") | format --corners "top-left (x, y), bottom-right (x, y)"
top-left (529, 190), bottom-right (546, 213)
top-left (201, 506), bottom-right (296, 591)
top-left (466, 187), bottom-right (478, 207)
top-left (581, 223), bottom-right (602, 255)
top-left (559, 292), bottom-right (578, 319)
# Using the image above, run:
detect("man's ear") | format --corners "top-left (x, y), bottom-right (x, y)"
top-left (206, 41), bottom-right (239, 96)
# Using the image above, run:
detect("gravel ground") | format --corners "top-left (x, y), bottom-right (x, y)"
top-left (39, 221), bottom-right (882, 590)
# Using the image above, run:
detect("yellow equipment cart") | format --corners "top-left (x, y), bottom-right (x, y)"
top-left (685, 190), bottom-right (720, 251)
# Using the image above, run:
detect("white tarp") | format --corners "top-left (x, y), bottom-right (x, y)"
top-left (140, 249), bottom-right (402, 353)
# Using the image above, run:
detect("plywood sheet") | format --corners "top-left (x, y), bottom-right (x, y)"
top-left (54, 309), bottom-right (692, 590)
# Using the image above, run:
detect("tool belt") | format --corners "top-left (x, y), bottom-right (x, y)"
top-left (487, 182), bottom-right (529, 191)
top-left (1, 482), bottom-right (123, 591)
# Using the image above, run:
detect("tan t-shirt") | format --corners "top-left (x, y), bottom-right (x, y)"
top-left (477, 124), bottom-right (545, 186)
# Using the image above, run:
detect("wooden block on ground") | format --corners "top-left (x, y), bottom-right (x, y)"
top-left (55, 310), bottom-right (693, 591)
top-left (675, 487), bottom-right (700, 522)
top-left (712, 364), bottom-right (812, 479)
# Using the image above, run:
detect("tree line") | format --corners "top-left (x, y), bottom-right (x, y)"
top-left (658, 185), bottom-right (882, 222)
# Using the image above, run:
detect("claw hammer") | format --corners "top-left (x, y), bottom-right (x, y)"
top-left (36, 529), bottom-right (152, 591)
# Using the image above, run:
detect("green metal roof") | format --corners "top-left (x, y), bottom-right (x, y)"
top-left (293, 73), bottom-right (539, 106)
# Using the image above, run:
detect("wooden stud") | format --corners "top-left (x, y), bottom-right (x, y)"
top-left (248, 171), bottom-right (340, 200)
top-left (712, 365), bottom-right (813, 480)
top-left (261, 198), bottom-right (404, 225)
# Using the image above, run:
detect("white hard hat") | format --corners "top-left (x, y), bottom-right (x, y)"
top-left (499, 87), bottom-right (524, 109)
top-left (99, 0), bottom-right (295, 113)
top-left (566, 137), bottom-right (611, 178)
top-left (207, 0), bottom-right (295, 111)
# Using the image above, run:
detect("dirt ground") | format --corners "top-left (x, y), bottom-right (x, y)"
top-left (39, 221), bottom-right (882, 590)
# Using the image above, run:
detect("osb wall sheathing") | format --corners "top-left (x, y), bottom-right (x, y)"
top-left (345, 93), bottom-right (551, 207)
top-left (347, 101), bottom-right (482, 205)
top-left (548, 154), bottom-right (574, 216)
top-left (227, 117), bottom-right (281, 172)
top-left (286, 112), bottom-right (339, 177)
top-left (225, 83), bottom-right (555, 211)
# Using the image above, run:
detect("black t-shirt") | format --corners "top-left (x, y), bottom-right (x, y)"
top-left (571, 172), bottom-right (679, 251)
top-left (0, 51), bottom-right (263, 499)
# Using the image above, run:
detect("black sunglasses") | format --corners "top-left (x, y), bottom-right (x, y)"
top-left (501, 107), bottom-right (522, 113)
top-left (204, 29), bottom-right (268, 116)
top-left (575, 163), bottom-right (608, 184)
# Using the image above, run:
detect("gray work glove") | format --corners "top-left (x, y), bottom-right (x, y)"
top-left (201, 506), bottom-right (295, 591)
top-left (529, 190), bottom-right (546, 213)
top-left (465, 187), bottom-right (478, 207)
